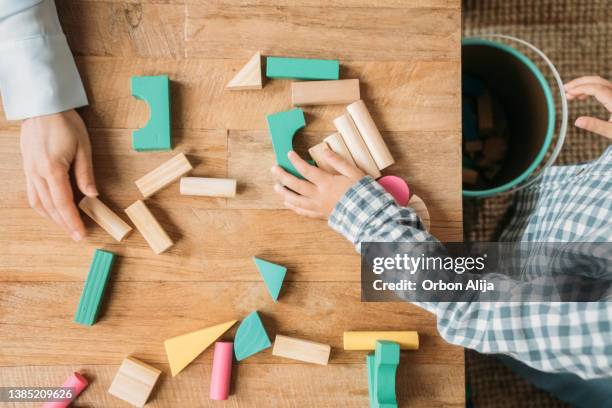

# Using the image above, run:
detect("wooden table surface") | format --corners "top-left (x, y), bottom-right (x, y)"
top-left (0, 1), bottom-right (463, 407)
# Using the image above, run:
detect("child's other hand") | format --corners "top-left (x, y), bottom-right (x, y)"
top-left (271, 148), bottom-right (365, 219)
top-left (564, 76), bottom-right (612, 140)
top-left (20, 110), bottom-right (98, 241)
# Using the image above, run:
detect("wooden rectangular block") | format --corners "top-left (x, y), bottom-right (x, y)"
top-left (308, 142), bottom-right (336, 174)
top-left (124, 200), bottom-right (173, 255)
top-left (180, 177), bottom-right (237, 198)
top-left (108, 356), bottom-right (161, 407)
top-left (324, 132), bottom-right (357, 167)
top-left (79, 196), bottom-right (132, 242)
top-left (272, 334), bottom-right (331, 365)
top-left (346, 100), bottom-right (394, 170)
top-left (291, 79), bottom-right (360, 106)
top-left (266, 57), bottom-right (339, 80)
top-left (135, 153), bottom-right (193, 198)
top-left (74, 249), bottom-right (115, 326)
top-left (333, 114), bottom-right (381, 178)
top-left (343, 331), bottom-right (419, 350)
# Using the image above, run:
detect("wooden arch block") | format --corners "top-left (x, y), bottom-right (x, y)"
top-left (131, 75), bottom-right (172, 151)
top-left (253, 257), bottom-right (286, 302)
top-left (346, 100), bottom-right (394, 170)
top-left (234, 311), bottom-right (271, 361)
top-left (266, 108), bottom-right (306, 179)
top-left (226, 51), bottom-right (263, 90)
top-left (333, 114), bottom-right (380, 178)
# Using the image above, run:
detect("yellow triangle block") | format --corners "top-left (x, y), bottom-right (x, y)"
top-left (226, 52), bottom-right (263, 90)
top-left (164, 320), bottom-right (236, 376)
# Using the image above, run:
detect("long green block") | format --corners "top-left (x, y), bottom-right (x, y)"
top-left (234, 311), bottom-right (271, 361)
top-left (374, 341), bottom-right (400, 408)
top-left (131, 75), bottom-right (172, 151)
top-left (266, 57), bottom-right (339, 80)
top-left (367, 353), bottom-right (376, 408)
top-left (253, 257), bottom-right (286, 302)
top-left (266, 108), bottom-right (306, 179)
top-left (74, 249), bottom-right (115, 326)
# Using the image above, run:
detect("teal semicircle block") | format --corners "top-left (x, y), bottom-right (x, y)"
top-left (253, 257), bottom-right (287, 302)
top-left (234, 311), bottom-right (271, 361)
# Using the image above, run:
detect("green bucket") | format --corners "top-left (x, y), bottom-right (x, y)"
top-left (462, 36), bottom-right (568, 197)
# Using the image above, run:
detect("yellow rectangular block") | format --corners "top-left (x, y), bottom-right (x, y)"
top-left (125, 200), bottom-right (173, 255)
top-left (272, 334), bottom-right (331, 365)
top-left (79, 196), bottom-right (132, 242)
top-left (108, 356), bottom-right (161, 407)
top-left (291, 79), bottom-right (360, 106)
top-left (135, 153), bottom-right (193, 198)
top-left (343, 331), bottom-right (419, 350)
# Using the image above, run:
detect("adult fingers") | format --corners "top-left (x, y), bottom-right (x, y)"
top-left (284, 201), bottom-right (323, 219)
top-left (565, 83), bottom-right (612, 112)
top-left (33, 176), bottom-right (72, 235)
top-left (565, 76), bottom-right (612, 91)
top-left (74, 141), bottom-right (98, 197)
top-left (287, 151), bottom-right (327, 184)
top-left (271, 165), bottom-right (316, 196)
top-left (46, 171), bottom-right (85, 241)
top-left (273, 183), bottom-right (318, 211)
top-left (322, 147), bottom-right (364, 178)
top-left (575, 116), bottom-right (612, 140)
top-left (26, 177), bottom-right (47, 218)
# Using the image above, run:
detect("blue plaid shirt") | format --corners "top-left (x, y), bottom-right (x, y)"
top-left (329, 146), bottom-right (612, 379)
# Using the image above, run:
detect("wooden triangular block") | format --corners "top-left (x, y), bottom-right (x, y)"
top-left (253, 257), bottom-right (286, 301)
top-left (226, 52), bottom-right (263, 90)
top-left (164, 320), bottom-right (236, 376)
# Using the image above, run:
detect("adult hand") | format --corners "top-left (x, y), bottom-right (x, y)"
top-left (271, 148), bottom-right (365, 219)
top-left (20, 110), bottom-right (97, 241)
top-left (564, 76), bottom-right (612, 140)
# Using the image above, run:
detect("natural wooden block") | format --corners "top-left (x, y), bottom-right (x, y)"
top-left (291, 79), bottom-right (360, 106)
top-left (124, 200), bottom-right (173, 255)
top-left (477, 91), bottom-right (494, 132)
top-left (226, 51), bottom-right (263, 90)
top-left (343, 331), bottom-right (419, 350)
top-left (324, 132), bottom-right (357, 167)
top-left (135, 153), bottom-right (193, 198)
top-left (347, 100), bottom-right (394, 170)
top-left (308, 142), bottom-right (336, 174)
top-left (408, 194), bottom-right (430, 231)
top-left (74, 249), bottom-right (115, 326)
top-left (78, 196), bottom-right (132, 242)
top-left (108, 356), bottom-right (161, 407)
top-left (333, 114), bottom-right (381, 178)
top-left (180, 177), bottom-right (237, 198)
top-left (272, 334), bottom-right (331, 365)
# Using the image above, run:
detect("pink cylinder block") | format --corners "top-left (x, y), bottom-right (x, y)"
top-left (378, 175), bottom-right (411, 206)
top-left (42, 372), bottom-right (88, 408)
top-left (210, 342), bottom-right (233, 400)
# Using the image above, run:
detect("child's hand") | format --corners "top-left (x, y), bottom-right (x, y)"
top-left (271, 148), bottom-right (365, 219)
top-left (20, 110), bottom-right (98, 241)
top-left (564, 76), bottom-right (612, 140)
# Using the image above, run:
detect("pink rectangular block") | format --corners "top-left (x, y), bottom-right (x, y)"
top-left (42, 372), bottom-right (88, 408)
top-left (210, 341), bottom-right (233, 400)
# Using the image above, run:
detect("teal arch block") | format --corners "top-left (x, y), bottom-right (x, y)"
top-left (266, 108), bottom-right (306, 179)
top-left (131, 75), bottom-right (172, 151)
top-left (253, 257), bottom-right (286, 302)
top-left (234, 311), bottom-right (271, 361)
top-left (266, 57), bottom-right (339, 80)
top-left (374, 340), bottom-right (400, 408)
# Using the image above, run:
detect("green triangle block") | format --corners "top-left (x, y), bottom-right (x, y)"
top-left (234, 311), bottom-right (271, 361)
top-left (253, 257), bottom-right (286, 302)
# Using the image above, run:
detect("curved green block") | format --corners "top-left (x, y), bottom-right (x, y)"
top-left (131, 75), bottom-right (172, 151)
top-left (374, 340), bottom-right (400, 407)
top-left (367, 353), bottom-right (376, 408)
top-left (266, 108), bottom-right (306, 179)
top-left (234, 311), bottom-right (271, 361)
top-left (253, 257), bottom-right (286, 302)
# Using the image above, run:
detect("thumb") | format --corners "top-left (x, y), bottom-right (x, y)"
top-left (575, 116), bottom-right (612, 140)
top-left (74, 141), bottom-right (98, 197)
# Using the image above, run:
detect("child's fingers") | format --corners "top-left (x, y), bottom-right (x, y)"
top-left (323, 147), bottom-right (364, 178)
top-left (273, 183), bottom-right (318, 211)
top-left (284, 201), bottom-right (323, 219)
top-left (565, 76), bottom-right (612, 91)
top-left (566, 83), bottom-right (612, 112)
top-left (271, 165), bottom-right (316, 196)
top-left (287, 151), bottom-right (326, 184)
top-left (575, 116), bottom-right (612, 140)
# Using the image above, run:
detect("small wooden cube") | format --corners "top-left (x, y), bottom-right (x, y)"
top-left (108, 356), bottom-right (161, 407)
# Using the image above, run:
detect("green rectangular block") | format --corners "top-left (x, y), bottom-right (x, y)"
top-left (266, 57), bottom-right (339, 80)
top-left (131, 75), bottom-right (172, 151)
top-left (74, 249), bottom-right (116, 326)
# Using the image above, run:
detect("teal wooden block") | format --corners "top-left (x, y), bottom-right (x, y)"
top-left (74, 249), bottom-right (116, 326)
top-left (131, 75), bottom-right (172, 151)
top-left (234, 311), bottom-right (271, 361)
top-left (266, 108), bottom-right (306, 179)
top-left (253, 257), bottom-right (287, 302)
top-left (367, 353), bottom-right (376, 408)
top-left (266, 57), bottom-right (339, 80)
top-left (374, 340), bottom-right (400, 408)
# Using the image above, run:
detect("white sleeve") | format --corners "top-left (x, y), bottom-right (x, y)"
top-left (0, 0), bottom-right (88, 120)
